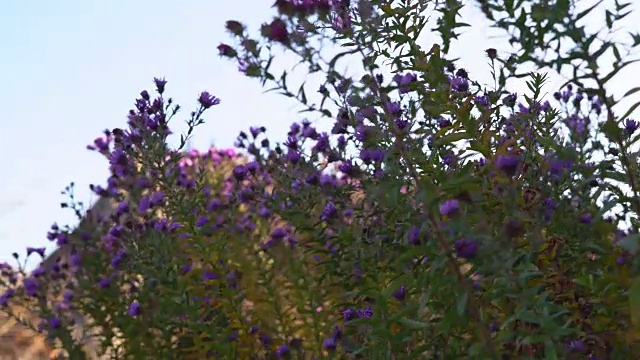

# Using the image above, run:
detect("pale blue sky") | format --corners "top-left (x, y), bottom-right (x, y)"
top-left (1, 0), bottom-right (638, 268)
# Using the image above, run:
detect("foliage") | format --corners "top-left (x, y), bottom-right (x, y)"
top-left (2, 0), bottom-right (640, 358)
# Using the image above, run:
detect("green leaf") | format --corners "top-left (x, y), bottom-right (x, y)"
top-left (469, 140), bottom-right (491, 158)
top-left (601, 59), bottom-right (640, 85)
top-left (456, 291), bottom-right (468, 316)
top-left (397, 318), bottom-right (431, 330)
top-left (516, 310), bottom-right (542, 325)
top-left (575, 0), bottom-right (604, 22)
top-left (596, 198), bottom-right (618, 217)
top-left (629, 277), bottom-right (640, 328)
top-left (436, 131), bottom-right (471, 145)
top-left (601, 118), bottom-right (623, 141)
top-left (618, 233), bottom-right (640, 254)
top-left (544, 340), bottom-right (559, 360)
top-left (623, 86), bottom-right (640, 99)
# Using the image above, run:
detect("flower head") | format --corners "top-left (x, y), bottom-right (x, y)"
top-left (263, 19), bottom-right (289, 44)
top-left (393, 285), bottom-right (407, 301)
top-left (275, 345), bottom-right (290, 357)
top-left (49, 317), bottom-right (62, 330)
top-left (451, 77), bottom-right (469, 92)
top-left (198, 91), bottom-right (221, 109)
top-left (128, 300), bottom-right (142, 317)
top-left (454, 238), bottom-right (478, 259)
top-left (26, 247), bottom-right (46, 258)
top-left (625, 118), bottom-right (639, 135)
top-left (322, 337), bottom-right (337, 351)
top-left (217, 43), bottom-right (236, 58)
top-left (439, 199), bottom-right (460, 217)
top-left (153, 77), bottom-right (167, 94)
top-left (496, 154), bottom-right (521, 177)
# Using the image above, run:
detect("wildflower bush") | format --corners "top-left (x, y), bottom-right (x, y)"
top-left (3, 0), bottom-right (640, 358)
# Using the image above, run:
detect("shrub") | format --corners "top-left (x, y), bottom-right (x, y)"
top-left (2, 0), bottom-right (640, 358)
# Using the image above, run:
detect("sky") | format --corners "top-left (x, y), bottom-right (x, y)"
top-left (1, 0), bottom-right (638, 269)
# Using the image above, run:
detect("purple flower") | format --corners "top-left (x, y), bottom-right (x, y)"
top-left (49, 317), bottom-right (62, 330)
top-left (322, 337), bottom-right (337, 351)
top-left (201, 271), bottom-right (219, 282)
top-left (332, 14), bottom-right (352, 33)
top-left (408, 226), bottom-right (425, 245)
top-left (343, 308), bottom-right (357, 322)
top-left (443, 154), bottom-right (456, 165)
top-left (257, 206), bottom-right (271, 218)
top-left (565, 114), bottom-right (588, 135)
top-left (23, 277), bottom-right (39, 297)
top-left (438, 117), bottom-right (452, 128)
top-left (116, 200), bottom-right (130, 216)
top-left (393, 72), bottom-right (417, 93)
top-left (207, 199), bottom-right (222, 212)
top-left (56, 233), bottom-right (68, 246)
top-left (63, 290), bottom-right (74, 302)
top-left (154, 77), bottom-right (167, 94)
top-left (111, 249), bottom-right (127, 269)
top-left (259, 332), bottom-right (272, 346)
top-left (454, 238), bottom-right (478, 259)
top-left (496, 154), bottom-right (521, 177)
top-left (475, 95), bottom-right (491, 107)
top-left (169, 222), bottom-right (182, 232)
top-left (0, 289), bottom-right (15, 307)
top-left (271, 227), bottom-right (287, 240)
top-left (360, 148), bottom-right (385, 164)
top-left (249, 126), bottom-right (263, 138)
top-left (395, 118), bottom-right (410, 130)
top-left (198, 91), bottom-right (220, 109)
top-left (138, 195), bottom-right (151, 214)
top-left (566, 339), bottom-right (586, 352)
top-left (128, 300), bottom-right (142, 317)
top-left (451, 76), bottom-right (469, 92)
top-left (150, 191), bottom-right (164, 206)
top-left (579, 213), bottom-right (593, 224)
top-left (98, 277), bottom-right (110, 289)
top-left (217, 43), bottom-right (236, 57)
top-left (393, 285), bottom-right (407, 301)
top-left (195, 216), bottom-right (209, 228)
top-left (548, 158), bottom-right (572, 180)
top-left (504, 93), bottom-right (517, 107)
top-left (182, 263), bottom-right (192, 274)
top-left (321, 202), bottom-right (337, 220)
top-left (357, 306), bottom-right (374, 318)
top-left (136, 178), bottom-right (151, 189)
top-left (385, 101), bottom-right (402, 116)
top-left (287, 150), bottom-right (301, 163)
top-left (275, 345), bottom-right (290, 357)
top-left (263, 18), bottom-right (289, 44)
top-left (540, 100), bottom-right (551, 112)
top-left (32, 267), bottom-right (45, 277)
top-left (26, 247), bottom-right (46, 258)
top-left (232, 165), bottom-right (248, 181)
top-left (227, 331), bottom-right (239, 342)
top-left (331, 325), bottom-right (342, 340)
top-left (439, 199), bottom-right (460, 217)
top-left (354, 124), bottom-right (371, 142)
top-left (625, 118), bottom-right (639, 135)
